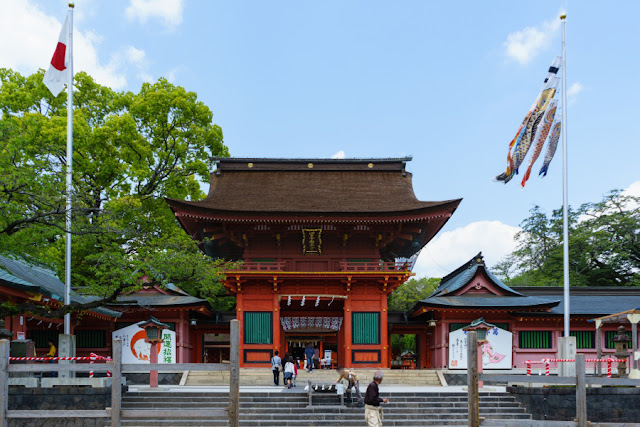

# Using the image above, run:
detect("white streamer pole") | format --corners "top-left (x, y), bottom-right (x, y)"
top-left (560, 14), bottom-right (570, 337)
top-left (64, 3), bottom-right (75, 335)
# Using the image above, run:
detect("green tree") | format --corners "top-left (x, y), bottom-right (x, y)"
top-left (388, 276), bottom-right (440, 312)
top-left (495, 190), bottom-right (640, 287)
top-left (0, 69), bottom-right (233, 317)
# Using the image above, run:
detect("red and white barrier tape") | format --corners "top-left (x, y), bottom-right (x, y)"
top-left (525, 358), bottom-right (626, 377)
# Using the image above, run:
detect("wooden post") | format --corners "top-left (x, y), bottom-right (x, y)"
top-left (631, 321), bottom-right (638, 371)
top-left (229, 319), bottom-right (239, 427)
top-left (576, 353), bottom-right (587, 427)
top-left (477, 341), bottom-right (483, 389)
top-left (595, 325), bottom-right (601, 376)
top-left (149, 342), bottom-right (158, 388)
top-left (111, 339), bottom-right (122, 427)
top-left (467, 331), bottom-right (479, 427)
top-left (0, 340), bottom-right (10, 427)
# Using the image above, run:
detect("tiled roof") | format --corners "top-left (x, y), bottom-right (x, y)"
top-left (430, 252), bottom-right (523, 297)
top-left (113, 295), bottom-right (207, 307)
top-left (543, 295), bottom-right (640, 316)
top-left (418, 295), bottom-right (560, 309)
top-left (0, 255), bottom-right (121, 318)
top-left (167, 158), bottom-right (461, 215)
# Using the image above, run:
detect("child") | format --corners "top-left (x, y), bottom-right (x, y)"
top-left (283, 356), bottom-right (295, 389)
top-left (293, 359), bottom-right (298, 387)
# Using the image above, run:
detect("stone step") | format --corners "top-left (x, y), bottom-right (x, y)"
top-left (119, 422), bottom-right (469, 427)
top-left (184, 369), bottom-right (442, 386)
top-left (119, 415), bottom-right (529, 426)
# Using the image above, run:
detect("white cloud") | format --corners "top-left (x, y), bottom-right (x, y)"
top-left (125, 46), bottom-right (146, 66)
top-left (620, 180), bottom-right (640, 211)
top-left (413, 221), bottom-right (520, 278)
top-left (165, 68), bottom-right (179, 83)
top-left (125, 0), bottom-right (184, 30)
top-left (0, 0), bottom-right (146, 90)
top-left (623, 181), bottom-right (640, 198)
top-left (567, 82), bottom-right (583, 105)
top-left (503, 17), bottom-right (561, 65)
top-left (331, 150), bottom-right (346, 159)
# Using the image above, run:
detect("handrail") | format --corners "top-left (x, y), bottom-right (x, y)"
top-left (226, 261), bottom-right (286, 271)
top-left (224, 260), bottom-right (413, 272)
top-left (339, 261), bottom-right (413, 271)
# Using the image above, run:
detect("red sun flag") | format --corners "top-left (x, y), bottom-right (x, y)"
top-left (43, 15), bottom-right (71, 96)
top-left (50, 42), bottom-right (67, 71)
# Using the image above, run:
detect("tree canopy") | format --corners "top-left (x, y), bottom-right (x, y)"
top-left (388, 277), bottom-right (440, 312)
top-left (494, 190), bottom-right (640, 287)
top-left (0, 69), bottom-right (233, 317)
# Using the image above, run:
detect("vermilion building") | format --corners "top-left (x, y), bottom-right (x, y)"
top-left (167, 157), bottom-right (461, 367)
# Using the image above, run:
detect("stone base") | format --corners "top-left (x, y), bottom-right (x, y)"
top-left (40, 378), bottom-right (111, 388)
top-left (557, 336), bottom-right (576, 377)
top-left (508, 385), bottom-right (640, 422)
top-left (629, 368), bottom-right (640, 379)
top-left (8, 378), bottom-right (38, 388)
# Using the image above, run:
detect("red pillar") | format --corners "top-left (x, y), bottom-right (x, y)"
top-left (236, 293), bottom-right (244, 367)
top-left (150, 343), bottom-right (159, 388)
top-left (343, 296), bottom-right (352, 368)
top-left (380, 293), bottom-right (389, 368)
top-left (273, 294), bottom-right (280, 355)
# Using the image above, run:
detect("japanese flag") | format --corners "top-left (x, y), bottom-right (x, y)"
top-left (43, 14), bottom-right (71, 96)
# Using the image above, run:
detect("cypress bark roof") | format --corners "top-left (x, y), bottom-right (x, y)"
top-left (167, 158), bottom-right (461, 216)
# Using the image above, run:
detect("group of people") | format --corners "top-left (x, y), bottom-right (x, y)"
top-left (270, 350), bottom-right (298, 388)
top-left (334, 367), bottom-right (389, 427)
top-left (270, 352), bottom-right (389, 426)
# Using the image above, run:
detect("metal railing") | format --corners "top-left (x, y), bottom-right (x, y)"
top-left (0, 319), bottom-right (240, 427)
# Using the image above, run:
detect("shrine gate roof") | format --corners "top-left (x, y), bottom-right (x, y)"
top-left (166, 157), bottom-right (461, 217)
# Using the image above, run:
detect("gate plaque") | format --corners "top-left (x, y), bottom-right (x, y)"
top-left (302, 229), bottom-right (322, 254)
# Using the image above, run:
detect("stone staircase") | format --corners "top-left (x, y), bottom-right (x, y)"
top-left (184, 368), bottom-right (442, 386)
top-left (117, 390), bottom-right (532, 426)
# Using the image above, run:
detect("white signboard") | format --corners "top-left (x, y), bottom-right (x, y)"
top-left (448, 326), bottom-right (512, 370)
top-left (112, 323), bottom-right (176, 364)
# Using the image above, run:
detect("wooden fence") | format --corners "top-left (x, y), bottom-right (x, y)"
top-left (465, 331), bottom-right (640, 427)
top-left (0, 319), bottom-right (240, 427)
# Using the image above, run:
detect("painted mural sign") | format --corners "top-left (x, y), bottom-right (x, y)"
top-left (448, 326), bottom-right (512, 370)
top-left (112, 323), bottom-right (176, 364)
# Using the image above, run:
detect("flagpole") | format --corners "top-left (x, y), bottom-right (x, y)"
top-left (64, 3), bottom-right (74, 336)
top-left (560, 14), bottom-right (570, 338)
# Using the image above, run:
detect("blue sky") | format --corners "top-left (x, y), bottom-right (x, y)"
top-left (1, 0), bottom-right (639, 278)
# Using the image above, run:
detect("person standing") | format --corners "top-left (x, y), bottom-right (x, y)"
top-left (364, 370), bottom-right (389, 427)
top-left (333, 366), bottom-right (363, 405)
top-left (304, 344), bottom-right (314, 372)
top-left (283, 354), bottom-right (295, 389)
top-left (270, 351), bottom-right (282, 386)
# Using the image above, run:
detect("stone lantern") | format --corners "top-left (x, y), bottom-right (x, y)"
top-left (613, 325), bottom-right (631, 377)
top-left (0, 319), bottom-right (13, 340)
top-left (139, 317), bottom-right (169, 388)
